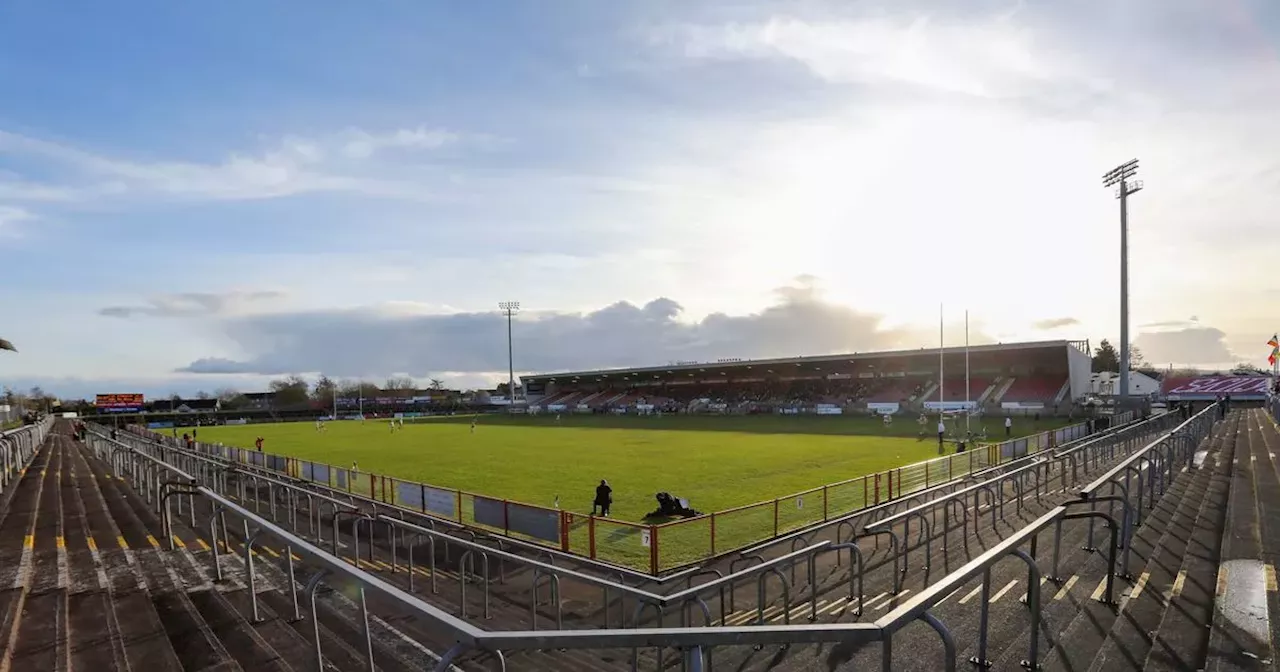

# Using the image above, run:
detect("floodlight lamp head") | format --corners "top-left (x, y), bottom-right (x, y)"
top-left (1102, 158), bottom-right (1139, 187)
top-left (498, 301), bottom-right (520, 312)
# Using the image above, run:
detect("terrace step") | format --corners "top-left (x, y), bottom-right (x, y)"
top-left (1203, 409), bottom-right (1278, 670)
top-left (1035, 410), bottom-right (1239, 672)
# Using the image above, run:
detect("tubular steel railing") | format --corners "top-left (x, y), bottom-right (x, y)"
top-left (79, 405), bottom-right (1218, 672)
top-left (128, 415), bottom-right (1108, 573)
top-left (0, 417), bottom-right (54, 495)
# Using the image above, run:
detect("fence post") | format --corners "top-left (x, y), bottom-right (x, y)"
top-left (773, 499), bottom-right (780, 537)
top-left (710, 512), bottom-right (717, 556)
top-left (560, 512), bottom-right (571, 552)
top-left (823, 486), bottom-right (829, 522)
top-left (419, 485), bottom-right (427, 513)
top-left (874, 473), bottom-right (881, 504)
top-left (456, 491), bottom-right (463, 523)
top-left (503, 499), bottom-right (511, 535)
top-left (925, 462), bottom-right (930, 488)
top-left (589, 516), bottom-right (596, 559)
top-left (650, 526), bottom-right (660, 574)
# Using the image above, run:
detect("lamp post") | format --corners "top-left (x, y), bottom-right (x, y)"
top-left (1102, 159), bottom-right (1142, 408)
top-left (498, 302), bottom-right (520, 405)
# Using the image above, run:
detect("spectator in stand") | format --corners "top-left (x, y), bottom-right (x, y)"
top-left (1005, 416), bottom-right (1013, 438)
top-left (592, 480), bottom-right (613, 517)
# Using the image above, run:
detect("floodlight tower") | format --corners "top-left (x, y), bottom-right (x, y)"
top-left (1102, 159), bottom-right (1143, 409)
top-left (498, 301), bottom-right (520, 404)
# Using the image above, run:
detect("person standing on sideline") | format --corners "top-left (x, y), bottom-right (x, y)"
top-left (593, 480), bottom-right (613, 517)
top-left (1005, 416), bottom-right (1013, 438)
top-left (937, 418), bottom-right (946, 454)
top-left (470, 417), bottom-right (478, 434)
top-left (255, 436), bottom-right (264, 452)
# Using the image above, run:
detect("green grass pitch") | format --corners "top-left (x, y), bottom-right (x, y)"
top-left (188, 413), bottom-right (1069, 569)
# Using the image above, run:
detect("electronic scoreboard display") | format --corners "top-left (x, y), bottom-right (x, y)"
top-left (95, 393), bottom-right (144, 411)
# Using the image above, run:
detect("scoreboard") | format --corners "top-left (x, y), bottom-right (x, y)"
top-left (95, 393), bottom-right (144, 411)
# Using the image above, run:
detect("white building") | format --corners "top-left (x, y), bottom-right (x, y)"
top-left (1090, 371), bottom-right (1161, 397)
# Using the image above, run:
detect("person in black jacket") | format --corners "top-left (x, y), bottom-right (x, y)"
top-left (593, 480), bottom-right (613, 517)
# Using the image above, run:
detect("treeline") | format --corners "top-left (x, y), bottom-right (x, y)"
top-left (214, 375), bottom-right (452, 410)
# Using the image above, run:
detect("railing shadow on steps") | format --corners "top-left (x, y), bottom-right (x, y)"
top-left (73, 406), bottom-right (1215, 672)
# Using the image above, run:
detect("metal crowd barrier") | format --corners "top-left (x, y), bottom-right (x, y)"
top-left (0, 417), bottom-right (54, 495)
top-left (85, 407), bottom-right (1203, 670)
top-left (79, 407), bottom-right (1219, 672)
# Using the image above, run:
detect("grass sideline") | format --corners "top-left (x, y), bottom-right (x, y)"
top-left (186, 413), bottom-right (1069, 568)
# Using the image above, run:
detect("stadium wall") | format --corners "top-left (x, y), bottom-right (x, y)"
top-left (1067, 345), bottom-right (1092, 401)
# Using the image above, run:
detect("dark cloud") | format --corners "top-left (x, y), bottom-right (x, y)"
top-left (1134, 325), bottom-right (1236, 365)
top-left (99, 291), bottom-right (285, 318)
top-left (1033, 317), bottom-right (1080, 330)
top-left (178, 280), bottom-right (941, 378)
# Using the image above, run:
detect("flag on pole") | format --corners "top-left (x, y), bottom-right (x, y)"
top-left (1269, 334), bottom-right (1279, 366)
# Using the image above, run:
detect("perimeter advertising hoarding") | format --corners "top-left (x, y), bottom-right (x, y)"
top-left (96, 393), bottom-right (144, 412)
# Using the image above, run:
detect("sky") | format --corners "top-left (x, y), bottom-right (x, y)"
top-left (1, 0), bottom-right (1278, 399)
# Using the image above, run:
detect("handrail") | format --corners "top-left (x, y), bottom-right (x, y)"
top-left (89, 412), bottom-right (1207, 672)
top-left (876, 505), bottom-right (1065, 630)
top-left (111, 426), bottom-right (702, 585)
top-left (377, 514), bottom-right (665, 603)
top-left (170, 443), bottom-right (359, 511)
top-left (736, 475), bottom-right (965, 556)
top-left (477, 621), bottom-right (882, 649)
top-left (1078, 404), bottom-right (1217, 496)
top-left (662, 541), bottom-right (831, 604)
top-left (195, 483), bottom-right (485, 642)
top-left (736, 414), bottom-right (1147, 558)
top-left (864, 460), bottom-right (1046, 533)
top-left (1053, 413), bottom-right (1168, 460)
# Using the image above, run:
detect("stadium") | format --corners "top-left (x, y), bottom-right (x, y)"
top-left (8, 309), bottom-right (1280, 672)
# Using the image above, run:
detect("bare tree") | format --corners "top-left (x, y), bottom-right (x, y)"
top-left (428, 378), bottom-right (445, 391)
top-left (385, 376), bottom-right (415, 391)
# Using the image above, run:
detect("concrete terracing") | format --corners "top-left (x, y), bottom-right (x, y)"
top-left (0, 410), bottom-right (1270, 671)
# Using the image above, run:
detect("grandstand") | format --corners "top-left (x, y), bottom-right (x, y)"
top-left (522, 339), bottom-right (1092, 415)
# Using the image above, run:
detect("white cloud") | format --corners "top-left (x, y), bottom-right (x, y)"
top-left (341, 126), bottom-right (461, 159)
top-left (0, 125), bottom-right (481, 205)
top-left (0, 205), bottom-right (35, 238)
top-left (1134, 325), bottom-right (1237, 367)
top-left (98, 290), bottom-right (287, 319)
top-left (656, 14), bottom-right (1106, 100)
